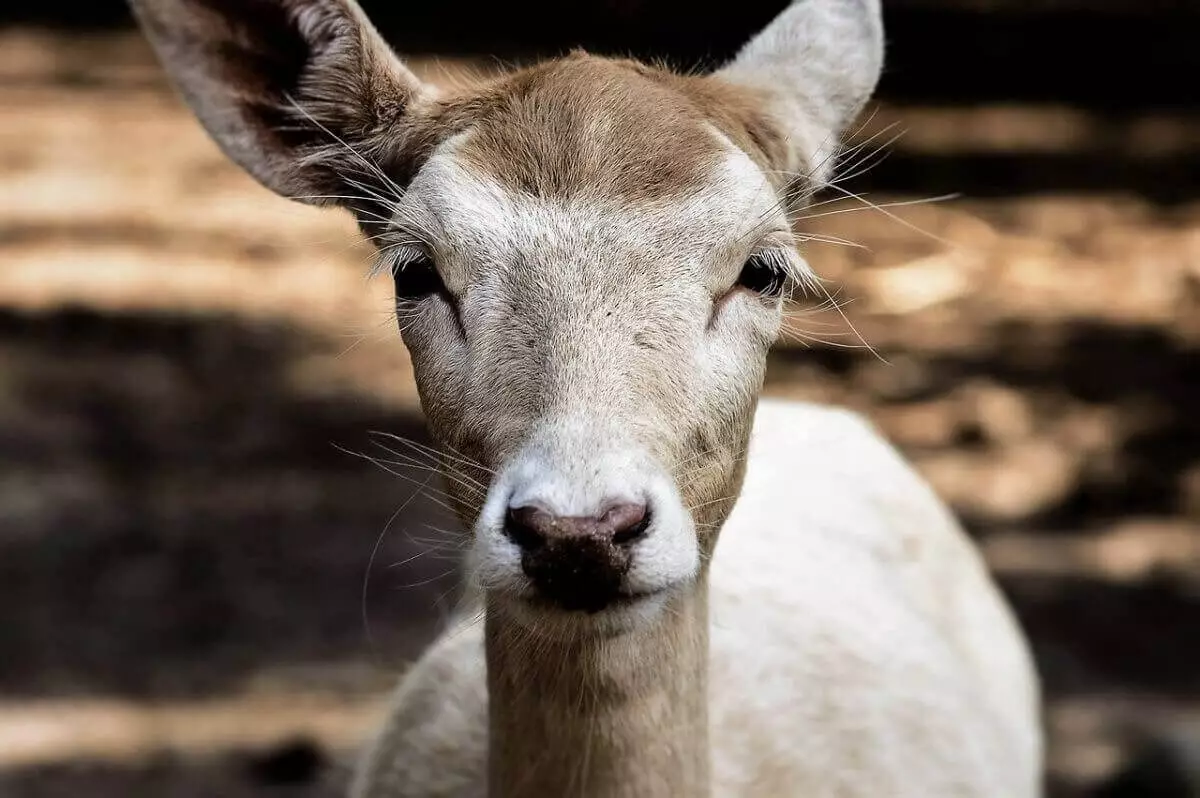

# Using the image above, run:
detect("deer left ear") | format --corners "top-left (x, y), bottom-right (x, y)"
top-left (129, 0), bottom-right (432, 206)
top-left (712, 0), bottom-right (884, 184)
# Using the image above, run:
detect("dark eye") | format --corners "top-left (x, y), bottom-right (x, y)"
top-left (736, 252), bottom-right (787, 298)
top-left (391, 253), bottom-right (444, 301)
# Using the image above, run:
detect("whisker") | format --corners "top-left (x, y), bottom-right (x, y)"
top-left (829, 123), bottom-right (905, 185)
top-left (794, 232), bottom-right (869, 250)
top-left (285, 96), bottom-right (407, 202)
top-left (336, 445), bottom-right (473, 516)
top-left (790, 193), bottom-right (959, 225)
top-left (819, 184), bottom-right (961, 248)
top-left (368, 441), bottom-right (488, 490)
top-left (391, 567), bottom-right (460, 590)
top-left (687, 494), bottom-right (739, 512)
top-left (806, 276), bottom-right (886, 363)
top-left (371, 431), bottom-right (496, 476)
top-left (362, 478), bottom-right (433, 657)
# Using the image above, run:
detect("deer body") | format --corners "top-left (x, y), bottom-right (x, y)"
top-left (128, 0), bottom-right (1043, 794)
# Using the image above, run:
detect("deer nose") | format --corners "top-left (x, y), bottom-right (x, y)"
top-left (504, 502), bottom-right (650, 613)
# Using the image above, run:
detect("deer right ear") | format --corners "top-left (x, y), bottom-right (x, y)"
top-left (129, 0), bottom-right (430, 205)
top-left (715, 0), bottom-right (884, 185)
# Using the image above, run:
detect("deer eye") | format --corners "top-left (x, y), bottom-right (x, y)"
top-left (736, 252), bottom-right (787, 298)
top-left (387, 251), bottom-right (445, 302)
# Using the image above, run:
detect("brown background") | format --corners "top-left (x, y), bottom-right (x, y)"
top-left (0, 1), bottom-right (1197, 796)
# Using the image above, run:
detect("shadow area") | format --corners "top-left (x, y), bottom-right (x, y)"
top-left (981, 321), bottom-right (1199, 529)
top-left (0, 746), bottom-right (344, 798)
top-left (0, 306), bottom-right (462, 699)
top-left (6, 2), bottom-right (1200, 112)
top-left (853, 147), bottom-right (1200, 206)
top-left (771, 318), bottom-right (1200, 531)
top-left (1004, 571), bottom-right (1200, 698)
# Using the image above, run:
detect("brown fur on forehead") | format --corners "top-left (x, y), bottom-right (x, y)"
top-left (397, 53), bottom-right (792, 202)
top-left (673, 74), bottom-right (798, 187)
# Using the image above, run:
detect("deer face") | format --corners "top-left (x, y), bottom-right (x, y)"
top-left (388, 59), bottom-right (803, 625)
top-left (131, 0), bottom-right (882, 633)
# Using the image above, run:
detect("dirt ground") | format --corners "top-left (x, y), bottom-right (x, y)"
top-left (0, 29), bottom-right (1197, 798)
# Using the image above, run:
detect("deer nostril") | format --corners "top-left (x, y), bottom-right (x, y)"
top-left (504, 507), bottom-right (546, 552)
top-left (609, 504), bottom-right (651, 546)
top-left (504, 502), bottom-right (650, 549)
top-left (506, 501), bottom-right (650, 613)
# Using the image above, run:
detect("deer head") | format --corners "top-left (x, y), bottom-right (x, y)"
top-left (131, 0), bottom-right (884, 635)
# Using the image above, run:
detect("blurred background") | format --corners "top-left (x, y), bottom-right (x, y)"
top-left (0, 0), bottom-right (1197, 796)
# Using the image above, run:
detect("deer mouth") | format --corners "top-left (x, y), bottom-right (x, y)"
top-left (522, 587), bottom-right (666, 615)
top-left (499, 584), bottom-right (675, 638)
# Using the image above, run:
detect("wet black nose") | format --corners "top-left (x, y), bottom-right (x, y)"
top-left (504, 503), bottom-right (650, 613)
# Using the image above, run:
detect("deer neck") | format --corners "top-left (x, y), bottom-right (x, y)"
top-left (485, 577), bottom-right (711, 798)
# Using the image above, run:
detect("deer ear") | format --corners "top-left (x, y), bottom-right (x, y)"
top-left (129, 0), bottom-right (429, 205)
top-left (715, 0), bottom-right (884, 183)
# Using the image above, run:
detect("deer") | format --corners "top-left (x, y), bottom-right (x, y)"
top-left (128, 0), bottom-right (1043, 795)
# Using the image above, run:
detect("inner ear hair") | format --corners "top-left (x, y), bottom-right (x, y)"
top-left (129, 0), bottom-right (430, 205)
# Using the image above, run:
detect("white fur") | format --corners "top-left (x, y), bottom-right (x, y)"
top-left (353, 399), bottom-right (1042, 796)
